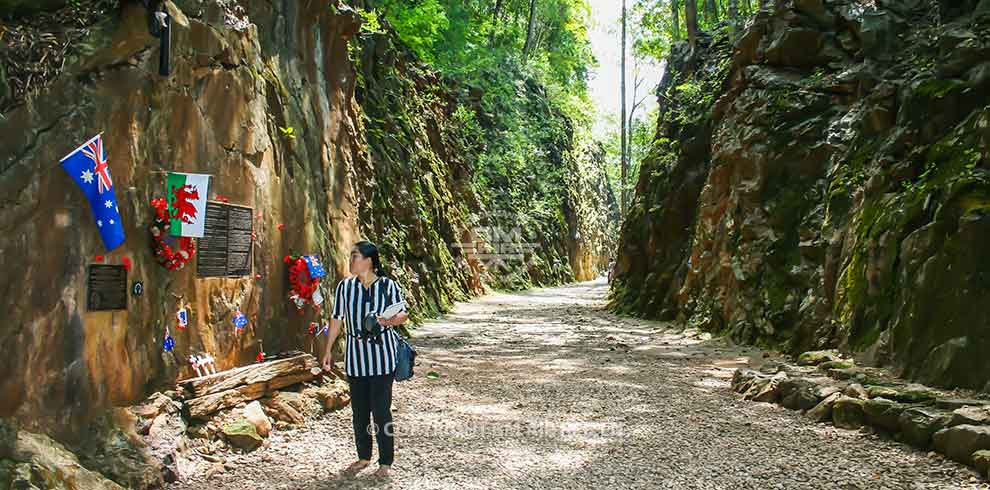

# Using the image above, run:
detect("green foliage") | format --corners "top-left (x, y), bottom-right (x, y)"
top-left (370, 0), bottom-right (594, 125)
top-left (667, 80), bottom-right (713, 125)
top-left (901, 144), bottom-right (985, 196)
top-left (674, 80), bottom-right (704, 99)
top-left (370, 0), bottom-right (448, 62)
top-left (278, 126), bottom-right (296, 140)
top-left (351, 1), bottom-right (610, 293)
top-left (632, 0), bottom-right (758, 65)
top-left (915, 78), bottom-right (962, 100)
top-left (356, 7), bottom-right (386, 34)
top-left (451, 104), bottom-right (484, 152)
top-left (364, 0), bottom-right (599, 253)
top-left (632, 0), bottom-right (674, 61)
top-left (600, 109), bottom-right (657, 202)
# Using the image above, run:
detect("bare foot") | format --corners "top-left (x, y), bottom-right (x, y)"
top-left (372, 464), bottom-right (391, 478)
top-left (339, 459), bottom-right (370, 478)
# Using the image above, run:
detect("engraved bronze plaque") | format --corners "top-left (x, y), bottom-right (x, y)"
top-left (87, 265), bottom-right (128, 311)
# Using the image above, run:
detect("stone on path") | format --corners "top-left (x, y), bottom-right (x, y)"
top-left (974, 450), bottom-right (990, 479)
top-left (832, 396), bottom-right (866, 430)
top-left (222, 419), bottom-right (263, 451)
top-left (933, 424), bottom-right (990, 465)
top-left (244, 401), bottom-right (272, 438)
top-left (950, 406), bottom-right (990, 427)
top-left (797, 350), bottom-right (841, 366)
top-left (899, 407), bottom-right (953, 449)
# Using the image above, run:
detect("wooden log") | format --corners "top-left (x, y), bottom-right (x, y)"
top-left (181, 353), bottom-right (320, 419)
top-left (180, 352), bottom-right (318, 398)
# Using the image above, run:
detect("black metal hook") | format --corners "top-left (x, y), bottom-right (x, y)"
top-left (144, 0), bottom-right (171, 77)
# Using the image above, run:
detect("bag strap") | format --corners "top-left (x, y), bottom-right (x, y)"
top-left (379, 278), bottom-right (390, 330)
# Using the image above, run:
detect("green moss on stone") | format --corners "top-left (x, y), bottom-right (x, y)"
top-left (819, 359), bottom-right (855, 370)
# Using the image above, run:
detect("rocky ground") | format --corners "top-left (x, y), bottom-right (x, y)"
top-left (168, 278), bottom-right (987, 489)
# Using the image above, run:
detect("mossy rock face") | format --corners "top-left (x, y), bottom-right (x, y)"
top-left (608, 0), bottom-right (990, 393)
top-left (222, 419), bottom-right (263, 451)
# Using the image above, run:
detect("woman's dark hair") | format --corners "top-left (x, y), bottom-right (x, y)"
top-left (355, 240), bottom-right (387, 277)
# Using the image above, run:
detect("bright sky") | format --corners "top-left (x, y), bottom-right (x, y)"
top-left (586, 0), bottom-right (665, 139)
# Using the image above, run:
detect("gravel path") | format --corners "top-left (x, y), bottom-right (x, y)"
top-left (173, 278), bottom-right (987, 489)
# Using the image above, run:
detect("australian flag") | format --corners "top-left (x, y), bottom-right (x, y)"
top-left (60, 134), bottom-right (125, 251)
top-left (303, 255), bottom-right (327, 279)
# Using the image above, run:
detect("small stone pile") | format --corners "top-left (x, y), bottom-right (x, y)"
top-left (733, 350), bottom-right (990, 479)
top-left (0, 353), bottom-right (350, 489)
top-left (130, 370), bottom-right (350, 483)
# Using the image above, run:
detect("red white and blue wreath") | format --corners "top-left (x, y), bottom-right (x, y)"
top-left (284, 254), bottom-right (327, 313)
top-left (150, 198), bottom-right (196, 271)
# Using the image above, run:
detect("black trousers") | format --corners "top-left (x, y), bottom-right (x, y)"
top-left (347, 373), bottom-right (395, 465)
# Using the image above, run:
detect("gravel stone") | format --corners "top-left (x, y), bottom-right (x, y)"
top-left (168, 279), bottom-right (986, 489)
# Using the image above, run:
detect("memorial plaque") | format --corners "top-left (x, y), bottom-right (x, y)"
top-left (227, 205), bottom-right (253, 276)
top-left (197, 202), bottom-right (229, 277)
top-left (87, 265), bottom-right (128, 311)
top-left (197, 201), bottom-right (254, 277)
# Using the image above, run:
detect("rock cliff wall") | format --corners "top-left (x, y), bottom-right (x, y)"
top-left (611, 0), bottom-right (990, 391)
top-left (0, 0), bottom-right (615, 443)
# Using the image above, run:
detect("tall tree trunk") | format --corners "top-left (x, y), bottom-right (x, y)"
top-left (490, 0), bottom-right (504, 46)
top-left (729, 0), bottom-right (739, 23)
top-left (706, 0), bottom-right (719, 23)
top-left (686, 0), bottom-right (698, 50)
top-left (620, 0), bottom-right (628, 216)
top-left (671, 0), bottom-right (681, 41)
top-left (523, 0), bottom-right (538, 60)
top-left (628, 63), bottom-right (646, 192)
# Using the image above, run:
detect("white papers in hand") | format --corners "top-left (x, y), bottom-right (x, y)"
top-left (379, 301), bottom-right (407, 319)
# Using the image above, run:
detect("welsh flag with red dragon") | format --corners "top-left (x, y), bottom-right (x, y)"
top-left (166, 172), bottom-right (211, 237)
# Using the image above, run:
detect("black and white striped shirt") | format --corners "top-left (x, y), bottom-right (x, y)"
top-left (331, 276), bottom-right (407, 377)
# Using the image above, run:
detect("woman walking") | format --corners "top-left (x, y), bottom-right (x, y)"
top-left (322, 240), bottom-right (409, 479)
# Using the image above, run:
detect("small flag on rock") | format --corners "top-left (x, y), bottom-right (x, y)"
top-left (232, 310), bottom-right (248, 330)
top-left (303, 255), bottom-right (326, 278)
top-left (165, 172), bottom-right (210, 237)
top-left (176, 307), bottom-right (188, 330)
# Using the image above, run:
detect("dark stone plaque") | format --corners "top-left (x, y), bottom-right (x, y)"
top-left (197, 201), bottom-right (254, 277)
top-left (87, 265), bottom-right (128, 311)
